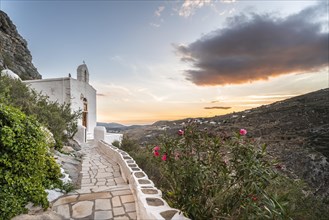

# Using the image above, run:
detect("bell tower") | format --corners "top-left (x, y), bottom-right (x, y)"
top-left (77, 62), bottom-right (89, 83)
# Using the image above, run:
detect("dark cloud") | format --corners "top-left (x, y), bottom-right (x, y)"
top-left (175, 3), bottom-right (329, 86)
top-left (97, 93), bottom-right (106, 97)
top-left (204, 106), bottom-right (231, 110)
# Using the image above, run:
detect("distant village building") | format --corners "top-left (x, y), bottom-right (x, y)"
top-left (24, 64), bottom-right (97, 142)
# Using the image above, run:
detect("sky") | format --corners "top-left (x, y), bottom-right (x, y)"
top-left (1, 0), bottom-right (328, 125)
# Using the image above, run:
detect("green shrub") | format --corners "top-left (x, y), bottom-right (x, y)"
top-left (60, 182), bottom-right (75, 193)
top-left (120, 135), bottom-right (139, 152)
top-left (0, 104), bottom-right (62, 220)
top-left (0, 75), bottom-right (81, 149)
top-left (112, 140), bottom-right (120, 148)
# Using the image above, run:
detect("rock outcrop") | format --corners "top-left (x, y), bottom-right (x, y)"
top-left (0, 10), bottom-right (41, 79)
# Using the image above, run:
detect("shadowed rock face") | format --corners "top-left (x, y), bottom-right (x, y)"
top-left (0, 10), bottom-right (41, 79)
top-left (125, 88), bottom-right (329, 197)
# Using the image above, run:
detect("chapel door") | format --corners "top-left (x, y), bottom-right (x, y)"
top-left (83, 99), bottom-right (88, 128)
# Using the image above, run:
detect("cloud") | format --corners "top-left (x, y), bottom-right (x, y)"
top-left (155, 6), bottom-right (165, 17)
top-left (175, 2), bottom-right (329, 86)
top-left (109, 55), bottom-right (124, 62)
top-left (247, 94), bottom-right (297, 100)
top-left (204, 106), bottom-right (231, 110)
top-left (97, 93), bottom-right (107, 97)
top-left (179, 0), bottom-right (213, 17)
top-left (220, 0), bottom-right (236, 3)
top-left (150, 22), bottom-right (160, 28)
top-left (138, 88), bottom-right (169, 102)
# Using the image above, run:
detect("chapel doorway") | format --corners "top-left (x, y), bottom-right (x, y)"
top-left (82, 98), bottom-right (88, 128)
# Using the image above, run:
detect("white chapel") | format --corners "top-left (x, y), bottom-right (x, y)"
top-left (24, 63), bottom-right (97, 142)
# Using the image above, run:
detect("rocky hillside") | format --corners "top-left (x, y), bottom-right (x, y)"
top-left (0, 10), bottom-right (41, 79)
top-left (125, 88), bottom-right (329, 197)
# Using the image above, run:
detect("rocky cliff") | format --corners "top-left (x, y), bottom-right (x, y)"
top-left (0, 10), bottom-right (41, 79)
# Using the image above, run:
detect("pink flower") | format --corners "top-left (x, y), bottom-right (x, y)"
top-left (178, 129), bottom-right (184, 136)
top-left (162, 153), bottom-right (167, 161)
top-left (153, 146), bottom-right (160, 157)
top-left (239, 129), bottom-right (247, 136)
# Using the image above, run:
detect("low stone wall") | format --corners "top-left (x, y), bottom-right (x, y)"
top-left (98, 140), bottom-right (189, 220)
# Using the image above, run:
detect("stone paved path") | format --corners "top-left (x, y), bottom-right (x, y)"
top-left (52, 141), bottom-right (137, 220)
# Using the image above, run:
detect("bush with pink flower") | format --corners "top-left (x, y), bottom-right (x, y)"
top-left (146, 125), bottom-right (288, 219)
top-left (120, 124), bottom-right (329, 220)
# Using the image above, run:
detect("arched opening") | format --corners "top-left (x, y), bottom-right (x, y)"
top-left (82, 98), bottom-right (88, 128)
top-left (84, 70), bottom-right (88, 82)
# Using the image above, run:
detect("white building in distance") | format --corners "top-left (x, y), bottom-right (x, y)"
top-left (24, 63), bottom-right (96, 142)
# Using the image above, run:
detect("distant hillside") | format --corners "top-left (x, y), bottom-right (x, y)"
top-left (125, 88), bottom-right (329, 197)
top-left (97, 122), bottom-right (126, 128)
top-left (97, 122), bottom-right (142, 133)
top-left (0, 10), bottom-right (41, 79)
